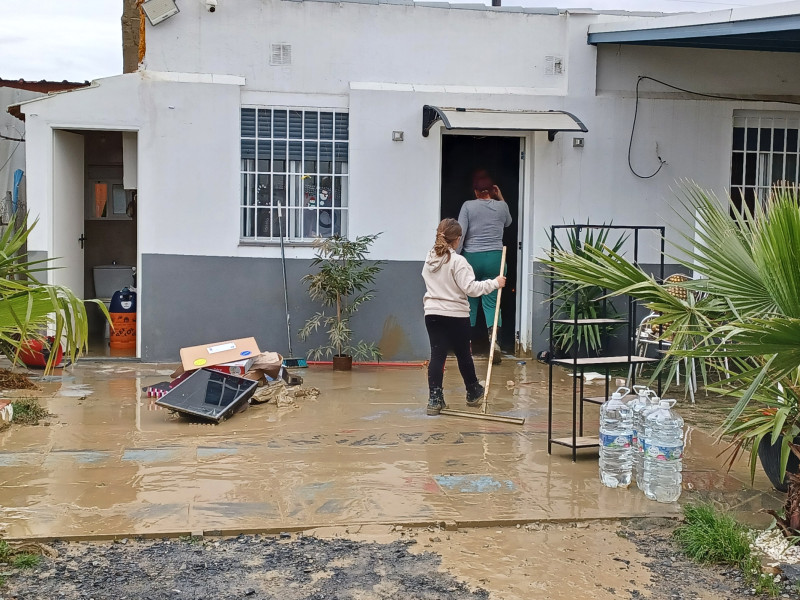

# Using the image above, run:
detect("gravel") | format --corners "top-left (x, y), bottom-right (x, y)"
top-left (623, 519), bottom-right (800, 600)
top-left (3, 522), bottom-right (800, 599)
top-left (0, 534), bottom-right (489, 600)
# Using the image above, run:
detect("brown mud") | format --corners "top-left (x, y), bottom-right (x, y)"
top-left (0, 359), bottom-right (788, 599)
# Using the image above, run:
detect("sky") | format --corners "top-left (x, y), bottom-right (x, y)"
top-left (0, 0), bottom-right (791, 82)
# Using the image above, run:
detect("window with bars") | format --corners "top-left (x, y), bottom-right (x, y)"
top-left (240, 108), bottom-right (349, 242)
top-left (730, 113), bottom-right (800, 215)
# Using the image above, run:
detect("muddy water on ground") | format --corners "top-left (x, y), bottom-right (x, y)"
top-left (0, 360), bottom-right (778, 539)
top-left (318, 522), bottom-right (653, 600)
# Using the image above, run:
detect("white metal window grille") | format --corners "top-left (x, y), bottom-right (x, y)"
top-left (731, 113), bottom-right (800, 214)
top-left (240, 108), bottom-right (349, 242)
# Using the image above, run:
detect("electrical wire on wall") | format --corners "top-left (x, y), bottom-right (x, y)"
top-left (0, 141), bottom-right (23, 178)
top-left (628, 75), bottom-right (800, 179)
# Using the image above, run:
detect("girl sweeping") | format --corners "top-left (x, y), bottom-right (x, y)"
top-left (422, 218), bottom-right (506, 415)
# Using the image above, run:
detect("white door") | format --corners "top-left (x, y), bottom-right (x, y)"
top-left (52, 130), bottom-right (84, 298)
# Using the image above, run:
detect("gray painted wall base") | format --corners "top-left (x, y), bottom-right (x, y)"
top-left (141, 254), bottom-right (430, 363)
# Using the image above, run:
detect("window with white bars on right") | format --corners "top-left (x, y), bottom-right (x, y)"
top-left (730, 112), bottom-right (800, 215)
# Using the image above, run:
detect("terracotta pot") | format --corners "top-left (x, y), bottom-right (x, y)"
top-left (332, 355), bottom-right (352, 371)
top-left (757, 434), bottom-right (800, 493)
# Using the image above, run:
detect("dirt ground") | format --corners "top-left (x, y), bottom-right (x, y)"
top-left (3, 519), bottom-right (796, 600)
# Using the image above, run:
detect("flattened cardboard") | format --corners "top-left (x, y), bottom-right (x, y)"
top-left (179, 337), bottom-right (260, 371)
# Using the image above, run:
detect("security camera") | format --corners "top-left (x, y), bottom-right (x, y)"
top-left (206, 0), bottom-right (217, 12)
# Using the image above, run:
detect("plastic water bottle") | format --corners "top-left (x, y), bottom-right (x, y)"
top-left (628, 386), bottom-right (652, 486)
top-left (599, 386), bottom-right (633, 488)
top-left (636, 394), bottom-right (663, 491)
top-left (643, 399), bottom-right (684, 502)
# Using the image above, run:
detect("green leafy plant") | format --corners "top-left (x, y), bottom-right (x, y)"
top-left (674, 504), bottom-right (783, 595)
top-left (0, 217), bottom-right (106, 372)
top-left (9, 397), bottom-right (50, 425)
top-left (544, 183), bottom-right (800, 545)
top-left (548, 224), bottom-right (626, 355)
top-left (299, 234), bottom-right (384, 361)
top-left (674, 503), bottom-right (752, 564)
top-left (11, 554), bottom-right (39, 569)
top-left (543, 184), bottom-right (800, 494)
top-left (0, 540), bottom-right (10, 561)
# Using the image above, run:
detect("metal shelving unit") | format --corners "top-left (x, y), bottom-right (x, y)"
top-left (546, 224), bottom-right (665, 462)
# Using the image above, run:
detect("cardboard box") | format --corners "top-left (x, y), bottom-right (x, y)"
top-left (179, 337), bottom-right (260, 372)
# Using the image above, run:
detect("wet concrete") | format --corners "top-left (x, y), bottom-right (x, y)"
top-left (0, 359), bottom-right (781, 540)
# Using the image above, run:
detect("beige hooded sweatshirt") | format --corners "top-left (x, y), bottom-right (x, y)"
top-left (422, 249), bottom-right (499, 317)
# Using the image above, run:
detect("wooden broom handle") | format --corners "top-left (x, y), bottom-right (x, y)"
top-left (483, 246), bottom-right (506, 414)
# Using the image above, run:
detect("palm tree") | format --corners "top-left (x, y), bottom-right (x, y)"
top-left (544, 183), bottom-right (800, 510)
top-left (0, 218), bottom-right (101, 372)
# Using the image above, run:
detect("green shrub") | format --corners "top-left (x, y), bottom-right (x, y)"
top-left (673, 503), bottom-right (751, 564)
top-left (11, 553), bottom-right (39, 569)
top-left (10, 397), bottom-right (49, 425)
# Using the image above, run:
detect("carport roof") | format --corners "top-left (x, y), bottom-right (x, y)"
top-left (588, 2), bottom-right (800, 52)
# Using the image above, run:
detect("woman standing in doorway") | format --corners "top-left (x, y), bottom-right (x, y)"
top-left (457, 169), bottom-right (512, 364)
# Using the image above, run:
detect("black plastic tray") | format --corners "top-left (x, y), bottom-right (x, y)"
top-left (155, 368), bottom-right (258, 423)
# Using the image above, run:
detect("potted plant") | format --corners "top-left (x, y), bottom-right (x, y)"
top-left (545, 183), bottom-right (800, 519)
top-left (299, 233), bottom-right (384, 370)
top-left (0, 217), bottom-right (103, 372)
top-left (548, 223), bottom-right (626, 357)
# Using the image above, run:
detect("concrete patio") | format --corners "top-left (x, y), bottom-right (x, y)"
top-left (0, 358), bottom-right (781, 540)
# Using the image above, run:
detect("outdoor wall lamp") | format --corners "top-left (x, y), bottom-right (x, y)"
top-left (392, 131), bottom-right (404, 142)
top-left (142, 0), bottom-right (180, 26)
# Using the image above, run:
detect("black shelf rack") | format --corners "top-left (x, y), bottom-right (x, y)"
top-left (546, 224), bottom-right (665, 461)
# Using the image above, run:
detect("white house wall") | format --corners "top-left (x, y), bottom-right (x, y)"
top-left (144, 0), bottom-right (569, 95)
top-left (17, 0), bottom-right (800, 360)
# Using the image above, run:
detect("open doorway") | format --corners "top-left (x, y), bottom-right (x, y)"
top-left (440, 135), bottom-right (521, 354)
top-left (53, 129), bottom-right (138, 357)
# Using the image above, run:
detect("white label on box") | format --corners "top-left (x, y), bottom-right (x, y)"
top-left (207, 342), bottom-right (236, 354)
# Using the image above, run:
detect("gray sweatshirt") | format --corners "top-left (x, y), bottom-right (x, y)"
top-left (457, 199), bottom-right (512, 253)
top-left (422, 249), bottom-right (499, 317)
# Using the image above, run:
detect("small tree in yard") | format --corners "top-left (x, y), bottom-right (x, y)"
top-left (299, 234), bottom-right (384, 361)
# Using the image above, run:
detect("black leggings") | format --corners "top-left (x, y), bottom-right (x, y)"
top-left (425, 314), bottom-right (479, 391)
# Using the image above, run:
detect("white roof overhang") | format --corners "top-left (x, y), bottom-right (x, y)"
top-left (422, 106), bottom-right (588, 141)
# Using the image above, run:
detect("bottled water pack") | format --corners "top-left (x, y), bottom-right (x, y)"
top-left (599, 387), bottom-right (633, 488)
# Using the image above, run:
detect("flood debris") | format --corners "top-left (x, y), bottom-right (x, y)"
top-left (145, 338), bottom-right (310, 423)
top-left (5, 396), bottom-right (52, 425)
top-left (0, 368), bottom-right (37, 390)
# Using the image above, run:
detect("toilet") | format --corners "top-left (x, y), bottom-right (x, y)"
top-left (93, 265), bottom-right (135, 338)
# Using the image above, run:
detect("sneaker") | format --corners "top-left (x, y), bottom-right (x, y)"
top-left (491, 341), bottom-right (502, 365)
top-left (466, 381), bottom-right (485, 407)
top-left (426, 387), bottom-right (446, 415)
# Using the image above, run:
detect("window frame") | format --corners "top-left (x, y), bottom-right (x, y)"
top-left (730, 111), bottom-right (800, 215)
top-left (240, 106), bottom-right (350, 244)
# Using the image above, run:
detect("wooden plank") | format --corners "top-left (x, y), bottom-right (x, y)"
top-left (551, 318), bottom-right (627, 325)
top-left (582, 394), bottom-right (633, 405)
top-left (549, 436), bottom-right (600, 448)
